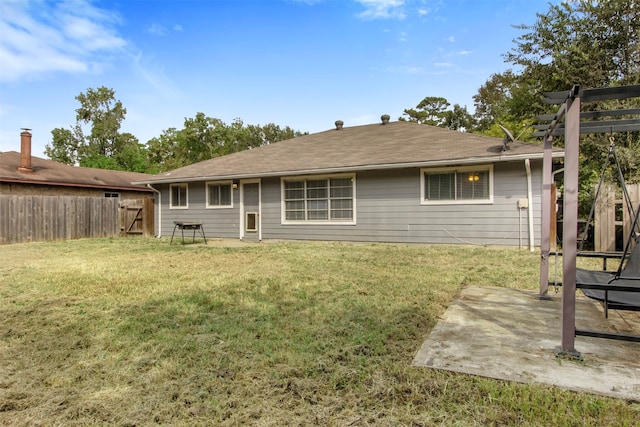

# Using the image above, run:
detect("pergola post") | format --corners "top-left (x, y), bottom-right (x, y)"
top-left (535, 84), bottom-right (640, 350)
top-left (539, 133), bottom-right (554, 298)
top-left (560, 90), bottom-right (581, 354)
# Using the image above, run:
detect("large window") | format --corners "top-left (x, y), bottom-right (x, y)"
top-left (282, 175), bottom-right (355, 223)
top-left (206, 182), bottom-right (232, 208)
top-left (421, 166), bottom-right (492, 204)
top-left (170, 183), bottom-right (188, 208)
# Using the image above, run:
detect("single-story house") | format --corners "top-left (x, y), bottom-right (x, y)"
top-left (0, 130), bottom-right (154, 199)
top-left (135, 117), bottom-right (564, 247)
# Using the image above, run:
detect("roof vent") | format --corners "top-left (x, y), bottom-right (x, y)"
top-left (335, 120), bottom-right (344, 130)
top-left (381, 114), bottom-right (390, 125)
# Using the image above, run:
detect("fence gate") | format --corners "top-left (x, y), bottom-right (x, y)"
top-left (595, 183), bottom-right (640, 252)
top-left (119, 198), bottom-right (154, 237)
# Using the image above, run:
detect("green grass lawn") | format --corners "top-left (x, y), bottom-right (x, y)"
top-left (0, 238), bottom-right (637, 426)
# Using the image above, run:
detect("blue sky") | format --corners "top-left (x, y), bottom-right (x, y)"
top-left (0, 0), bottom-right (556, 158)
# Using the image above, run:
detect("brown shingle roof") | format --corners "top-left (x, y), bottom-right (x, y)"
top-left (0, 151), bottom-right (154, 192)
top-left (136, 121), bottom-right (564, 184)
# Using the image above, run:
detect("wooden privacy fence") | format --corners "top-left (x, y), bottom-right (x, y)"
top-left (0, 195), bottom-right (155, 244)
top-left (594, 183), bottom-right (640, 252)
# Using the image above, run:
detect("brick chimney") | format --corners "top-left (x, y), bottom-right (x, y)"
top-left (18, 128), bottom-right (33, 173)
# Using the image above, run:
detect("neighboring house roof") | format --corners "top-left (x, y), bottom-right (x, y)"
top-left (0, 151), bottom-right (154, 192)
top-left (135, 120), bottom-right (565, 185)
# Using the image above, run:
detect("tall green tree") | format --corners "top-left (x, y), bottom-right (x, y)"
top-left (146, 128), bottom-right (181, 172)
top-left (472, 70), bottom-right (539, 133)
top-left (474, 0), bottom-right (639, 129)
top-left (507, 0), bottom-right (639, 178)
top-left (473, 0), bottom-right (640, 215)
top-left (45, 86), bottom-right (152, 172)
top-left (400, 96), bottom-right (474, 130)
top-left (146, 113), bottom-right (305, 172)
top-left (505, 0), bottom-right (639, 93)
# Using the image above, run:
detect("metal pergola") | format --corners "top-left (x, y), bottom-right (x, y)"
top-left (535, 84), bottom-right (640, 354)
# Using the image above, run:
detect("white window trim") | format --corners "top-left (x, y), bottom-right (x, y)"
top-left (205, 180), bottom-right (234, 209)
top-left (420, 165), bottom-right (494, 205)
top-left (280, 173), bottom-right (356, 225)
top-left (169, 183), bottom-right (189, 209)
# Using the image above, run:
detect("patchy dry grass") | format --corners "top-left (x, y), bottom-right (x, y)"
top-left (0, 238), bottom-right (637, 426)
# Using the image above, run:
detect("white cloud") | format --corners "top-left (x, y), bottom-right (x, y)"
top-left (443, 49), bottom-right (474, 58)
top-left (148, 22), bottom-right (183, 35)
top-left (147, 23), bottom-right (167, 35)
top-left (406, 66), bottom-right (424, 74)
top-left (434, 62), bottom-right (454, 67)
top-left (290, 0), bottom-right (324, 4)
top-left (131, 52), bottom-right (182, 99)
top-left (0, 0), bottom-right (126, 82)
top-left (446, 36), bottom-right (455, 43)
top-left (356, 0), bottom-right (406, 20)
top-left (386, 65), bottom-right (425, 74)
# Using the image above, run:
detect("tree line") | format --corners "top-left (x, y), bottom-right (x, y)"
top-left (47, 0), bottom-right (638, 200)
top-left (45, 86), bottom-right (305, 174)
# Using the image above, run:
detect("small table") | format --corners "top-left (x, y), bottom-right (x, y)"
top-left (170, 221), bottom-right (207, 245)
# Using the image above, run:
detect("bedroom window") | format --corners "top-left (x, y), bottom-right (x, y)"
top-left (282, 175), bottom-right (355, 223)
top-left (170, 183), bottom-right (188, 209)
top-left (206, 182), bottom-right (232, 208)
top-left (421, 166), bottom-right (493, 204)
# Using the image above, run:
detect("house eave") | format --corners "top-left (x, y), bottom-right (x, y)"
top-left (133, 151), bottom-right (565, 185)
top-left (0, 178), bottom-right (154, 192)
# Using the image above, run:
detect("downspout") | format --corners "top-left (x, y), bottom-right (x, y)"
top-left (147, 184), bottom-right (162, 238)
top-left (524, 159), bottom-right (535, 252)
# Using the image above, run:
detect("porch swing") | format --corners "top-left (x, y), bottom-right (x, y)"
top-left (578, 136), bottom-right (639, 252)
top-left (573, 136), bottom-right (640, 319)
top-left (576, 203), bottom-right (640, 318)
top-left (550, 136), bottom-right (639, 292)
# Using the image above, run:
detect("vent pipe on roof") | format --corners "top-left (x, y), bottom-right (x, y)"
top-left (381, 114), bottom-right (390, 125)
top-left (18, 128), bottom-right (33, 173)
top-left (335, 120), bottom-right (344, 130)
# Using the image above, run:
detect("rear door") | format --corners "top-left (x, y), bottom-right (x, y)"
top-left (241, 180), bottom-right (261, 241)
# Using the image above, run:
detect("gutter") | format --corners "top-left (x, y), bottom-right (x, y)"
top-left (524, 159), bottom-right (535, 252)
top-left (0, 178), bottom-right (154, 192)
top-left (133, 152), bottom-right (565, 186)
top-left (147, 184), bottom-right (162, 238)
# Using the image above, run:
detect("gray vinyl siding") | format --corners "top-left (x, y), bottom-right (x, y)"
top-left (261, 161), bottom-right (542, 247)
top-left (156, 160), bottom-right (543, 247)
top-left (155, 181), bottom-right (240, 239)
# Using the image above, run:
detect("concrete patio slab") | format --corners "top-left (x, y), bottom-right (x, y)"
top-left (412, 286), bottom-right (640, 401)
